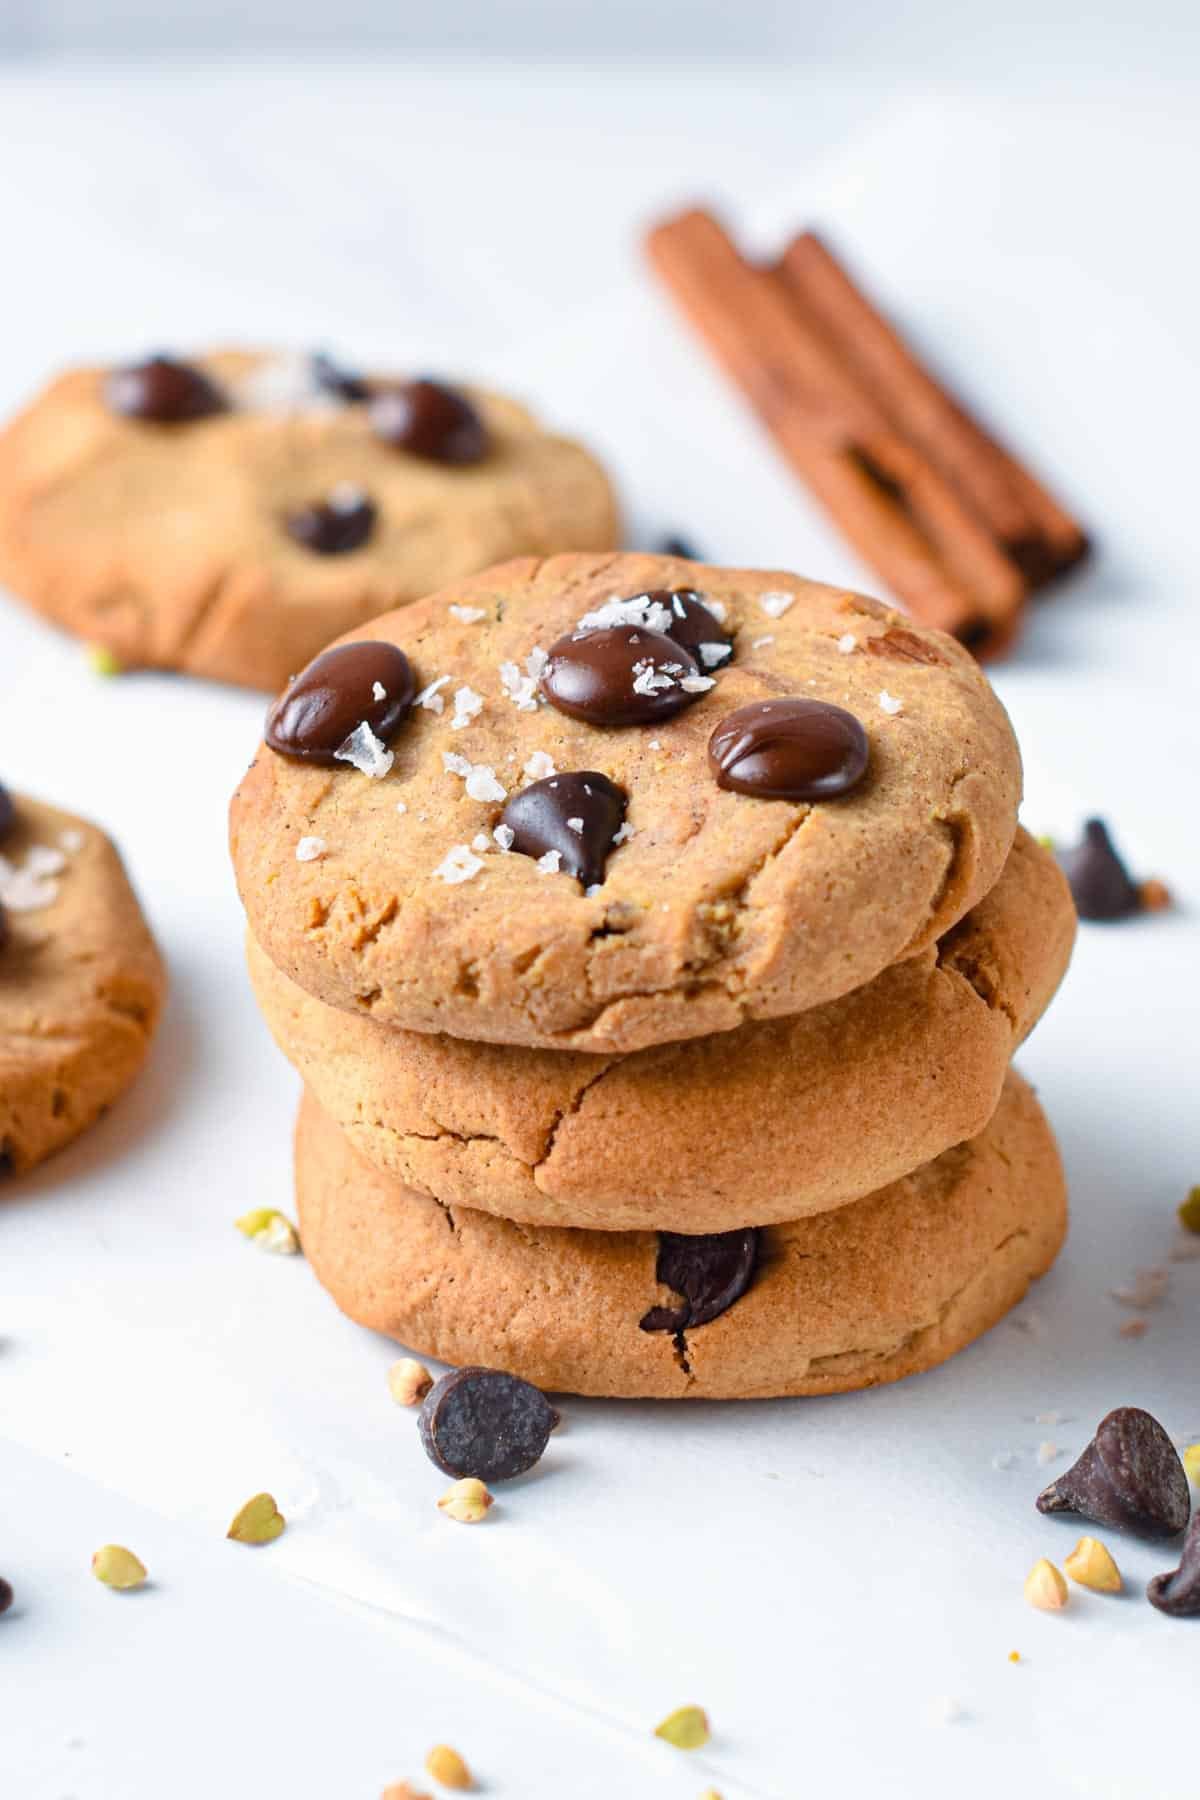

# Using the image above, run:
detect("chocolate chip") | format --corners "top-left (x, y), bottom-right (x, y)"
top-left (865, 626), bottom-right (947, 666)
top-left (1036, 1406), bottom-right (1190, 1540)
top-left (285, 488), bottom-right (376, 556)
top-left (0, 782), bottom-right (14, 844)
top-left (418, 1366), bottom-right (559, 1482)
top-left (657, 534), bottom-right (701, 560)
top-left (105, 355), bottom-right (227, 423)
top-left (639, 1228), bottom-right (760, 1333)
top-left (1060, 819), bottom-right (1142, 921)
top-left (310, 351), bottom-right (370, 403)
top-left (1148, 1511), bottom-right (1200, 1616)
top-left (0, 902), bottom-right (8, 956)
top-left (0, 1577), bottom-right (12, 1616)
top-left (368, 379), bottom-right (488, 465)
top-left (646, 588), bottom-right (734, 670)
top-left (498, 771), bottom-right (627, 887)
top-left (708, 698), bottom-right (869, 802)
top-left (265, 640), bottom-right (415, 764)
top-left (541, 625), bottom-right (708, 727)
top-left (0, 1142), bottom-right (13, 1178)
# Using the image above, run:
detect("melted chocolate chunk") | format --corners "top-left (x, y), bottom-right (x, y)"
top-left (0, 782), bottom-right (14, 844)
top-left (540, 625), bottom-right (707, 728)
top-left (708, 698), bottom-right (869, 802)
top-left (1148, 1511), bottom-right (1200, 1616)
top-left (644, 588), bottom-right (734, 670)
top-left (265, 640), bottom-right (415, 764)
top-left (311, 351), bottom-right (370, 403)
top-left (1059, 819), bottom-right (1141, 921)
top-left (1036, 1406), bottom-right (1190, 1540)
top-left (368, 379), bottom-right (488, 464)
top-left (0, 1576), bottom-right (13, 1616)
top-left (639, 1228), bottom-right (760, 1334)
top-left (105, 355), bottom-right (227, 423)
top-left (499, 772), bottom-right (627, 887)
top-left (418, 1366), bottom-right (559, 1483)
top-left (285, 488), bottom-right (376, 555)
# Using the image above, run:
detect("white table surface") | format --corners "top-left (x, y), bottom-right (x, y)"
top-left (1, 60), bottom-right (1197, 1800)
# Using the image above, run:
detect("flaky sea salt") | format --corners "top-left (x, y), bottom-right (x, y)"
top-left (697, 642), bottom-right (732, 670)
top-left (680, 673), bottom-right (716, 693)
top-left (295, 836), bottom-right (326, 862)
top-left (415, 675), bottom-right (451, 715)
top-left (433, 845), bottom-right (484, 884)
top-left (647, 739), bottom-right (662, 751)
top-left (59, 829), bottom-right (85, 854)
top-left (632, 659), bottom-right (676, 697)
top-left (334, 723), bottom-right (394, 779)
top-left (471, 833), bottom-right (492, 854)
top-left (443, 750), bottom-right (506, 802)
top-left (450, 685), bottom-right (484, 730)
top-left (878, 691), bottom-right (903, 716)
top-left (536, 849), bottom-right (562, 874)
top-left (836, 632), bottom-right (858, 654)
top-left (759, 590), bottom-right (796, 619)
top-left (493, 824), bottom-right (515, 852)
top-left (750, 634), bottom-right (775, 650)
top-left (372, 681), bottom-right (387, 703)
top-left (499, 650), bottom-right (545, 711)
top-left (395, 800), bottom-right (408, 816)
top-left (578, 593), bottom-right (674, 635)
top-left (25, 846), bottom-right (67, 879)
top-left (566, 816), bottom-right (584, 834)
top-left (449, 604), bottom-right (487, 624)
top-left (612, 821), bottom-right (634, 845)
top-left (523, 750), bottom-right (556, 781)
top-left (233, 352), bottom-right (338, 414)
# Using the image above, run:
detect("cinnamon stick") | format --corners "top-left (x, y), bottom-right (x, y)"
top-left (777, 230), bottom-right (1088, 585)
top-left (645, 208), bottom-right (1024, 652)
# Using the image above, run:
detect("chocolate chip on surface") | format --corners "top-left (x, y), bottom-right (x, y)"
top-left (369, 379), bottom-right (488, 464)
top-left (540, 624), bottom-right (708, 727)
top-left (0, 1576), bottom-right (13, 1616)
top-left (418, 1366), bottom-right (559, 1483)
top-left (285, 488), bottom-right (376, 555)
top-left (1059, 819), bottom-right (1141, 921)
top-left (656, 534), bottom-right (701, 561)
top-left (104, 355), bottom-right (227, 423)
top-left (643, 587), bottom-right (734, 668)
top-left (1036, 1406), bottom-right (1190, 1539)
top-left (310, 350), bottom-right (370, 402)
top-left (1148, 1511), bottom-right (1200, 1616)
top-left (639, 1228), bottom-right (760, 1333)
top-left (708, 698), bottom-right (869, 801)
top-left (265, 641), bottom-right (415, 764)
top-left (498, 771), bottom-right (627, 887)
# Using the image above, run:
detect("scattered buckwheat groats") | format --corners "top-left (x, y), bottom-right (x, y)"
top-left (226, 1493), bottom-right (286, 1545)
top-left (437, 1478), bottom-right (494, 1524)
top-left (1063, 1536), bottom-right (1122, 1592)
top-left (418, 1367), bottom-right (559, 1483)
top-left (653, 1705), bottom-right (711, 1750)
top-left (1147, 1510), bottom-right (1200, 1616)
top-left (388, 1358), bottom-right (434, 1407)
top-left (1036, 1406), bottom-right (1190, 1539)
top-left (1024, 1558), bottom-right (1068, 1611)
top-left (91, 1545), bottom-right (147, 1590)
top-left (423, 1743), bottom-right (473, 1790)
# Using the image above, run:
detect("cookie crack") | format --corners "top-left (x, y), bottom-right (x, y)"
top-left (536, 1057), bottom-right (621, 1171)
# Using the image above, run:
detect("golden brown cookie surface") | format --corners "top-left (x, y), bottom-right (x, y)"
top-left (231, 551), bottom-right (1022, 1052)
top-left (0, 353), bottom-right (618, 691)
top-left (294, 1071), bottom-right (1067, 1399)
top-left (0, 792), bottom-right (165, 1176)
top-left (251, 830), bottom-right (1073, 1229)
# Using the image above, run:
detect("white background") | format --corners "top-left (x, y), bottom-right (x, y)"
top-left (1, 51), bottom-right (1198, 1800)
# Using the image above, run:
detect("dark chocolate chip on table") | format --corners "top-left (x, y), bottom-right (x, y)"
top-left (369, 379), bottom-right (489, 465)
top-left (285, 488), bottom-right (376, 556)
top-left (105, 355), bottom-right (228, 423)
top-left (0, 781), bottom-right (14, 843)
top-left (0, 1576), bottom-right (12, 1616)
top-left (1036, 1406), bottom-right (1190, 1540)
top-left (708, 698), bottom-right (869, 802)
top-left (265, 641), bottom-right (415, 765)
top-left (418, 1367), bottom-right (559, 1483)
top-left (540, 624), bottom-right (709, 728)
top-left (310, 351), bottom-right (370, 403)
top-left (499, 772), bottom-right (627, 887)
top-left (639, 1228), bottom-right (760, 1334)
top-left (1148, 1510), bottom-right (1200, 1616)
top-left (657, 534), bottom-right (700, 561)
top-left (1059, 819), bottom-right (1142, 921)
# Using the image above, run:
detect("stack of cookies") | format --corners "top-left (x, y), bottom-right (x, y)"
top-left (230, 551), bottom-right (1075, 1399)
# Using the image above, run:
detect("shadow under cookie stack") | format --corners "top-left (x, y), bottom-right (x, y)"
top-left (231, 551), bottom-right (1076, 1400)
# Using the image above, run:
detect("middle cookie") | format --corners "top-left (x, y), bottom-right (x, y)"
top-left (249, 828), bottom-right (1074, 1232)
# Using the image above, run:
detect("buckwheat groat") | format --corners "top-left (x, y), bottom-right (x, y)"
top-left (294, 1071), bottom-right (1066, 1399)
top-left (231, 551), bottom-right (1022, 1053)
top-left (249, 830), bottom-right (1073, 1229)
top-left (0, 352), bottom-right (618, 691)
top-left (0, 789), bottom-right (165, 1176)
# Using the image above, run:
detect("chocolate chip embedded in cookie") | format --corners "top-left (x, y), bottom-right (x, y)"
top-left (247, 829), bottom-right (1073, 1230)
top-left (0, 353), bottom-right (618, 691)
top-left (293, 1072), bottom-right (1067, 1400)
top-left (0, 792), bottom-right (165, 1177)
top-left (265, 641), bottom-right (415, 766)
top-left (232, 550), bottom-right (1022, 1053)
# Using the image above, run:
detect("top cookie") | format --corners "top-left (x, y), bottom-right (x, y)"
top-left (0, 352), bottom-right (617, 691)
top-left (230, 551), bottom-right (1022, 1053)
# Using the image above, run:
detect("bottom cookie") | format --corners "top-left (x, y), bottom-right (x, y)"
top-left (295, 1071), bottom-right (1066, 1400)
